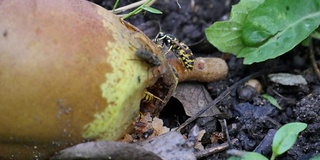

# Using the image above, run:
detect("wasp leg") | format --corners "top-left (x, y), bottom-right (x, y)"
top-left (164, 45), bottom-right (173, 55)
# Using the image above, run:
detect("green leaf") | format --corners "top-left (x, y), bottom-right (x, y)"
top-left (310, 155), bottom-right (320, 160)
top-left (205, 0), bottom-right (264, 54)
top-left (261, 94), bottom-right (282, 110)
top-left (228, 152), bottom-right (268, 160)
top-left (272, 122), bottom-right (307, 158)
top-left (142, 6), bottom-right (162, 14)
top-left (206, 0), bottom-right (320, 64)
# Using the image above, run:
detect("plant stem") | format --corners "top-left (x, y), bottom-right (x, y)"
top-left (270, 154), bottom-right (276, 160)
top-left (112, 0), bottom-right (120, 12)
top-left (122, 0), bottom-right (153, 20)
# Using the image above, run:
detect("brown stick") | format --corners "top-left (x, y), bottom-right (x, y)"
top-left (309, 44), bottom-right (320, 80)
top-left (194, 139), bottom-right (238, 158)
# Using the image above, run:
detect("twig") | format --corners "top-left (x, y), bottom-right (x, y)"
top-left (271, 88), bottom-right (288, 100)
top-left (261, 116), bottom-right (282, 129)
top-left (113, 0), bottom-right (156, 16)
top-left (175, 71), bottom-right (264, 132)
top-left (309, 44), bottom-right (320, 80)
top-left (222, 119), bottom-right (234, 149)
top-left (176, 0), bottom-right (181, 9)
top-left (114, 0), bottom-right (146, 13)
top-left (195, 139), bottom-right (238, 158)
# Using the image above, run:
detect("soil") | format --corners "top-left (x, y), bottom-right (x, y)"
top-left (90, 0), bottom-right (320, 159)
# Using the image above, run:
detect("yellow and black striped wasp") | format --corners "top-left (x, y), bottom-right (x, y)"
top-left (153, 32), bottom-right (194, 71)
top-left (135, 48), bottom-right (164, 104)
top-left (142, 89), bottom-right (164, 103)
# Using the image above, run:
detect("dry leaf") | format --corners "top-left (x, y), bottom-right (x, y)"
top-left (140, 132), bottom-right (196, 160)
top-left (173, 82), bottom-right (221, 117)
top-left (268, 73), bottom-right (307, 86)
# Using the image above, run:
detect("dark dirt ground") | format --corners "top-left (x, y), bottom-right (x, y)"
top-left (90, 1), bottom-right (320, 159)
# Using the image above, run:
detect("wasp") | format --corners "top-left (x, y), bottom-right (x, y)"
top-left (153, 32), bottom-right (194, 71)
top-left (142, 90), bottom-right (164, 103)
top-left (135, 48), bottom-right (164, 104)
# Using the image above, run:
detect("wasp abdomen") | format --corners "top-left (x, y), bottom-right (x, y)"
top-left (142, 90), bottom-right (164, 103)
